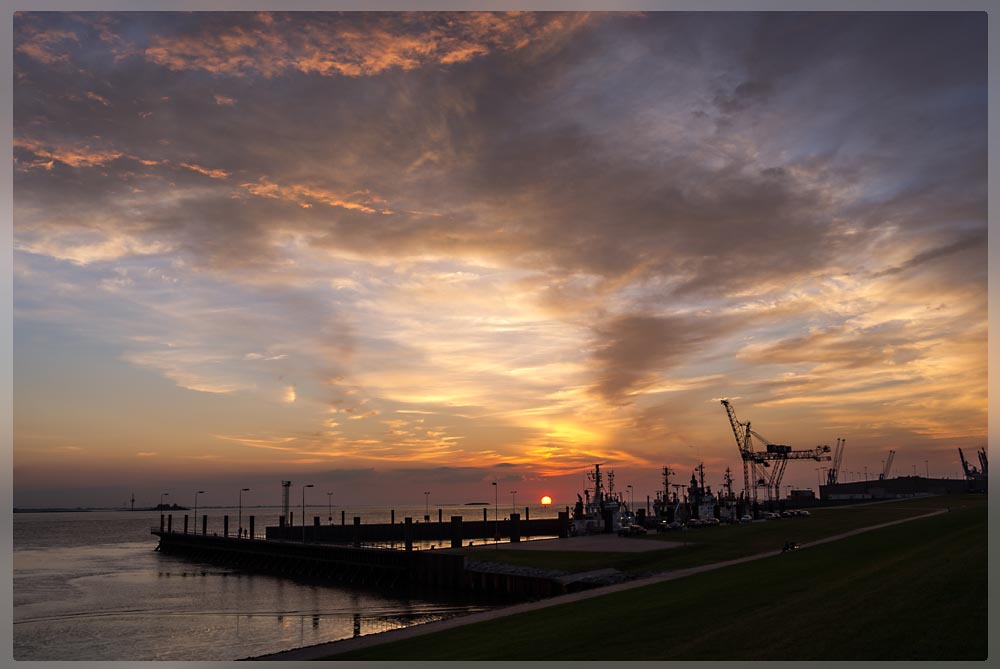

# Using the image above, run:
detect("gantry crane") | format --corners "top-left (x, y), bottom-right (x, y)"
top-left (721, 399), bottom-right (831, 503)
top-left (878, 450), bottom-right (896, 480)
top-left (826, 438), bottom-right (846, 485)
top-left (959, 447), bottom-right (988, 480)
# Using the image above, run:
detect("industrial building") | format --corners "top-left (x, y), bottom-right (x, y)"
top-left (819, 476), bottom-right (979, 501)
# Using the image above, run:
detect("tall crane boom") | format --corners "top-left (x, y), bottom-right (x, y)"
top-left (879, 450), bottom-right (896, 480)
top-left (721, 399), bottom-right (754, 504)
top-left (959, 447), bottom-right (988, 480)
top-left (826, 438), bottom-right (845, 485)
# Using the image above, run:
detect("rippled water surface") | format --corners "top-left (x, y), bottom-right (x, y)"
top-left (14, 505), bottom-right (552, 661)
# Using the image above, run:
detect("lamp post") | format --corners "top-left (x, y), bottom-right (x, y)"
top-left (510, 490), bottom-right (517, 515)
top-left (159, 492), bottom-right (169, 509)
top-left (327, 491), bottom-right (333, 524)
top-left (626, 484), bottom-right (633, 512)
top-left (925, 460), bottom-right (929, 478)
top-left (194, 490), bottom-right (205, 526)
top-left (302, 484), bottom-right (314, 542)
top-left (864, 466), bottom-right (868, 481)
top-left (238, 488), bottom-right (250, 538)
top-left (423, 491), bottom-right (430, 521)
top-left (491, 481), bottom-right (498, 547)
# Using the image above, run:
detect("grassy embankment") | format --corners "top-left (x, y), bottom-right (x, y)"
top-left (456, 495), bottom-right (959, 575)
top-left (330, 496), bottom-right (986, 660)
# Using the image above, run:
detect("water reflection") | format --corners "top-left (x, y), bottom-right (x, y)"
top-left (15, 510), bottom-right (496, 661)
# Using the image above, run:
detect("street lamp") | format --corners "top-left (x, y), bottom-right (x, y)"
top-left (238, 488), bottom-right (250, 538)
top-left (510, 490), bottom-right (517, 515)
top-left (864, 466), bottom-right (868, 481)
top-left (302, 484), bottom-right (314, 542)
top-left (194, 490), bottom-right (205, 527)
top-left (491, 481), bottom-right (498, 546)
top-left (925, 460), bottom-right (929, 478)
top-left (626, 484), bottom-right (634, 512)
top-left (160, 492), bottom-right (169, 509)
top-left (424, 491), bottom-right (430, 521)
top-left (327, 491), bottom-right (333, 523)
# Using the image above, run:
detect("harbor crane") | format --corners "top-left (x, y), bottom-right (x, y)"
top-left (826, 438), bottom-right (846, 485)
top-left (959, 447), bottom-right (988, 480)
top-left (878, 450), bottom-right (896, 480)
top-left (721, 399), bottom-right (831, 504)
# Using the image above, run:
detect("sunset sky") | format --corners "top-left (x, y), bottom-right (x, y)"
top-left (13, 11), bottom-right (987, 509)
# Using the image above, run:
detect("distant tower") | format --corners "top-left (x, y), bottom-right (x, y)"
top-left (281, 481), bottom-right (292, 523)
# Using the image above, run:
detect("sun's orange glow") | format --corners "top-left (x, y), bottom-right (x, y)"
top-left (540, 495), bottom-right (552, 505)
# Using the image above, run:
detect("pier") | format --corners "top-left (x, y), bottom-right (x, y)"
top-left (151, 510), bottom-right (573, 600)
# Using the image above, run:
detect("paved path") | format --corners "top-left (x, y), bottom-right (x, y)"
top-left (249, 506), bottom-right (947, 661)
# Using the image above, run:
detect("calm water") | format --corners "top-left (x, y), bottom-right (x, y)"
top-left (13, 504), bottom-right (555, 661)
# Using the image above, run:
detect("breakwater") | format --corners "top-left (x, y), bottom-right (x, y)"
top-left (151, 510), bottom-right (573, 600)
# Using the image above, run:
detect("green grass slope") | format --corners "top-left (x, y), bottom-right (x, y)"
top-left (332, 497), bottom-right (986, 661)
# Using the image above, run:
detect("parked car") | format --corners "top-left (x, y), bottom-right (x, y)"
top-left (657, 520), bottom-right (683, 532)
top-left (618, 524), bottom-right (648, 537)
top-left (739, 515), bottom-right (752, 524)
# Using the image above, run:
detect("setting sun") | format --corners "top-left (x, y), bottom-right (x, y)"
top-left (540, 496), bottom-right (552, 506)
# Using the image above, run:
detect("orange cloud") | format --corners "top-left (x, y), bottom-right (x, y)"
top-left (241, 177), bottom-right (388, 214)
top-left (213, 94), bottom-right (237, 105)
top-left (15, 25), bottom-right (79, 65)
top-left (180, 162), bottom-right (231, 179)
top-left (144, 12), bottom-right (595, 78)
top-left (85, 91), bottom-right (111, 106)
top-left (14, 137), bottom-right (122, 168)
